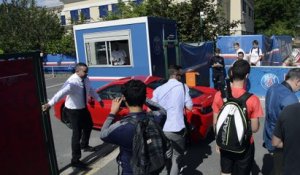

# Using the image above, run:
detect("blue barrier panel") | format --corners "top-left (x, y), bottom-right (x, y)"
top-left (210, 66), bottom-right (300, 98)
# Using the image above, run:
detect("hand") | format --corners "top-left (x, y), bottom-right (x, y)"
top-left (42, 103), bottom-right (50, 112)
top-left (110, 97), bottom-right (123, 115)
top-left (216, 145), bottom-right (220, 154)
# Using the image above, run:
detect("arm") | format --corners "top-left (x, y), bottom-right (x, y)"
top-left (86, 80), bottom-right (102, 102)
top-left (212, 92), bottom-right (222, 130)
top-left (251, 118), bottom-right (260, 133)
top-left (272, 109), bottom-right (285, 148)
top-left (145, 98), bottom-right (166, 116)
top-left (213, 113), bottom-right (218, 131)
top-left (42, 83), bottom-right (72, 111)
top-left (100, 97), bottom-right (123, 142)
top-left (258, 48), bottom-right (264, 61)
top-left (248, 95), bottom-right (263, 133)
top-left (184, 85), bottom-right (193, 111)
top-left (272, 135), bottom-right (283, 148)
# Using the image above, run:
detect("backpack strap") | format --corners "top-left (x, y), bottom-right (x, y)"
top-left (251, 47), bottom-right (261, 56)
top-left (237, 92), bottom-right (253, 104)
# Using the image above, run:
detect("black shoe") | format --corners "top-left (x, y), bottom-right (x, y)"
top-left (71, 160), bottom-right (87, 168)
top-left (81, 145), bottom-right (96, 152)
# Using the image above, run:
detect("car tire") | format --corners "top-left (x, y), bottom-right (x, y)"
top-left (61, 107), bottom-right (72, 129)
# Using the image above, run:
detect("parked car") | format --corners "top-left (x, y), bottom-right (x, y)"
top-left (53, 76), bottom-right (216, 142)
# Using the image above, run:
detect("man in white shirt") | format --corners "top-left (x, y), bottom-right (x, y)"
top-left (248, 40), bottom-right (263, 66)
top-left (152, 65), bottom-right (193, 175)
top-left (233, 42), bottom-right (247, 61)
top-left (42, 63), bottom-right (102, 168)
top-left (111, 43), bottom-right (127, 65)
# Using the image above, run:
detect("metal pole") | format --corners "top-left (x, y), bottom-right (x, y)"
top-left (200, 12), bottom-right (203, 43)
top-left (52, 66), bottom-right (54, 78)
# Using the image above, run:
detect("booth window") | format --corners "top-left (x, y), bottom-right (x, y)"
top-left (84, 30), bottom-right (132, 67)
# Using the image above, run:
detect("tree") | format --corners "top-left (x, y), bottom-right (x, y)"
top-left (255, 0), bottom-right (300, 36)
top-left (0, 0), bottom-right (64, 53)
top-left (105, 0), bottom-right (240, 42)
top-left (45, 32), bottom-right (76, 57)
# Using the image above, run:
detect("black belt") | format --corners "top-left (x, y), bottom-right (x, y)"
top-left (173, 128), bottom-right (185, 135)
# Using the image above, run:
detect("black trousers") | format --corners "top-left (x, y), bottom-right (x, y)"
top-left (64, 107), bottom-right (93, 162)
top-left (213, 73), bottom-right (225, 91)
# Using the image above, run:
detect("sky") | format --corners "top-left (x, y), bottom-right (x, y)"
top-left (36, 0), bottom-right (63, 7)
top-left (0, 0), bottom-right (63, 7)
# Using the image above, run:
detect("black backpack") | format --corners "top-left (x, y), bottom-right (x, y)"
top-left (215, 91), bottom-right (253, 153)
top-left (126, 115), bottom-right (171, 175)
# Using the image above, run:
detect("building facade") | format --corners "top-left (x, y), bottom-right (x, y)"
top-left (224, 0), bottom-right (254, 35)
top-left (57, 0), bottom-right (254, 35)
top-left (59, 0), bottom-right (141, 26)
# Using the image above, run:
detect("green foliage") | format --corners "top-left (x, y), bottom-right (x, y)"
top-left (0, 0), bottom-right (64, 54)
top-left (255, 0), bottom-right (300, 37)
top-left (104, 0), bottom-right (239, 42)
top-left (45, 33), bottom-right (76, 57)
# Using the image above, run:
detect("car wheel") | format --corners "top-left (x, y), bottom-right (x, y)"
top-left (61, 107), bottom-right (72, 129)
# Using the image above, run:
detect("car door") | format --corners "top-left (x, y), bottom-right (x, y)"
top-left (88, 84), bottom-right (128, 128)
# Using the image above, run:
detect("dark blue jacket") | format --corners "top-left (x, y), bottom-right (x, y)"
top-left (263, 82), bottom-right (298, 152)
top-left (100, 100), bottom-right (166, 175)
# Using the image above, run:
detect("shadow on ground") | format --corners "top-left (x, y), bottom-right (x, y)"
top-left (59, 143), bottom-right (117, 175)
top-left (181, 130), bottom-right (215, 175)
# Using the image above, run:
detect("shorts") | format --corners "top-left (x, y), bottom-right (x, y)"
top-left (220, 143), bottom-right (254, 175)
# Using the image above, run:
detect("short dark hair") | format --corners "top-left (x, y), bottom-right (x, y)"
top-left (122, 80), bottom-right (146, 107)
top-left (285, 68), bottom-right (300, 81)
top-left (75, 62), bottom-right (88, 72)
top-left (252, 40), bottom-right (259, 45)
top-left (238, 51), bottom-right (244, 56)
top-left (168, 65), bottom-right (181, 76)
top-left (231, 60), bottom-right (250, 81)
top-left (233, 42), bottom-right (240, 47)
top-left (215, 48), bottom-right (221, 53)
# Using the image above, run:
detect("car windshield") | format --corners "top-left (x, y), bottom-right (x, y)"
top-left (147, 79), bottom-right (167, 89)
top-left (189, 88), bottom-right (203, 98)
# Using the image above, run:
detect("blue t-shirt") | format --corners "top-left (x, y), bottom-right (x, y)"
top-left (263, 82), bottom-right (298, 152)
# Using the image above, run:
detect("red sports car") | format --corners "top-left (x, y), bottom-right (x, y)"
top-left (53, 76), bottom-right (216, 142)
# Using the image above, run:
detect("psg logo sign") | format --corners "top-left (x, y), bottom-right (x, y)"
top-left (261, 73), bottom-right (279, 90)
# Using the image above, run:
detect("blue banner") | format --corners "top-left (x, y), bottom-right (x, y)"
top-left (180, 42), bottom-right (214, 86)
top-left (216, 35), bottom-right (292, 66)
top-left (210, 66), bottom-right (300, 97)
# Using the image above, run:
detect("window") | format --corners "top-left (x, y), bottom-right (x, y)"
top-left (60, 15), bottom-right (66, 25)
top-left (242, 0), bottom-right (246, 14)
top-left (135, 0), bottom-right (143, 5)
top-left (99, 5), bottom-right (108, 18)
top-left (248, 7), bottom-right (251, 17)
top-left (81, 8), bottom-right (90, 20)
top-left (70, 10), bottom-right (79, 23)
top-left (111, 4), bottom-right (118, 13)
top-left (84, 30), bottom-right (132, 67)
top-left (98, 85), bottom-right (123, 100)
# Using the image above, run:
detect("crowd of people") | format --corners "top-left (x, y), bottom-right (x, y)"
top-left (42, 57), bottom-right (300, 175)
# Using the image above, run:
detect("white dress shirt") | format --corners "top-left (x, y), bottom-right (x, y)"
top-left (48, 73), bottom-right (100, 109)
top-left (152, 79), bottom-right (193, 132)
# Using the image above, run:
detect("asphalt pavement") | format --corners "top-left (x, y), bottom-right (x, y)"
top-left (45, 74), bottom-right (271, 175)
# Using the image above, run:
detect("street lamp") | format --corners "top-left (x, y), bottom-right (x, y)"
top-left (199, 11), bottom-right (206, 43)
